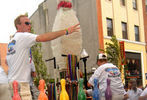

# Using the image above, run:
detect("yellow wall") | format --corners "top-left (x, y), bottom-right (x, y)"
top-left (101, 0), bottom-right (147, 86)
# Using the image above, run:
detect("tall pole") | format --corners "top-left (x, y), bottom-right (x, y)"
top-left (83, 58), bottom-right (88, 90)
top-left (80, 56), bottom-right (89, 90)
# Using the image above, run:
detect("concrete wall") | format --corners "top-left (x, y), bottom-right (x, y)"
top-left (30, 0), bottom-right (99, 78)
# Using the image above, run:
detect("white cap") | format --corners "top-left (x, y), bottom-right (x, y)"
top-left (92, 67), bottom-right (96, 72)
top-left (97, 53), bottom-right (107, 60)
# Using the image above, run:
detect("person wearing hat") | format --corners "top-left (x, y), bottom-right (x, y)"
top-left (87, 53), bottom-right (125, 100)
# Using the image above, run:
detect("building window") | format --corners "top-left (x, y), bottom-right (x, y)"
top-left (120, 0), bottom-right (125, 6)
top-left (145, 0), bottom-right (147, 12)
top-left (133, 0), bottom-right (137, 10)
top-left (107, 0), bottom-right (111, 1)
top-left (107, 18), bottom-right (113, 36)
top-left (122, 22), bottom-right (128, 39)
top-left (134, 25), bottom-right (140, 41)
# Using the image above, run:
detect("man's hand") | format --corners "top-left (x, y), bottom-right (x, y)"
top-left (67, 23), bottom-right (80, 34)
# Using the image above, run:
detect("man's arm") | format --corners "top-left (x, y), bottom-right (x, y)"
top-left (123, 94), bottom-right (129, 100)
top-left (36, 24), bottom-right (80, 42)
top-left (87, 82), bottom-right (93, 88)
top-left (139, 95), bottom-right (147, 100)
top-left (139, 88), bottom-right (147, 100)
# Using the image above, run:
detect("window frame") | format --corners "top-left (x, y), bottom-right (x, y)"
top-left (133, 0), bottom-right (137, 10)
top-left (120, 0), bottom-right (125, 6)
top-left (121, 22), bottom-right (128, 39)
top-left (106, 18), bottom-right (113, 37)
top-left (134, 25), bottom-right (140, 41)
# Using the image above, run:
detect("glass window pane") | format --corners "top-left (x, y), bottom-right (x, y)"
top-left (121, 0), bottom-right (125, 6)
top-left (133, 0), bottom-right (137, 10)
top-left (122, 22), bottom-right (128, 39)
top-left (134, 25), bottom-right (139, 41)
top-left (107, 18), bottom-right (113, 36)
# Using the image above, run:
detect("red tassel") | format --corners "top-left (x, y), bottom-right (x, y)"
top-left (57, 1), bottom-right (72, 9)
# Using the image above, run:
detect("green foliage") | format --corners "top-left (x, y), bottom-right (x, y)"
top-left (31, 28), bottom-right (50, 87)
top-left (101, 35), bottom-right (121, 68)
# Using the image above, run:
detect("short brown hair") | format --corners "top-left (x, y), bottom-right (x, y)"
top-left (14, 15), bottom-right (27, 29)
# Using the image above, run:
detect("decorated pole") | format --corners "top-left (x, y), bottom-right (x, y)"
top-left (78, 78), bottom-right (86, 100)
top-left (92, 78), bottom-right (100, 100)
top-left (60, 79), bottom-right (69, 100)
top-left (119, 41), bottom-right (126, 84)
top-left (12, 81), bottom-right (21, 100)
top-left (105, 78), bottom-right (112, 100)
top-left (51, 0), bottom-right (83, 99)
top-left (38, 79), bottom-right (48, 100)
top-left (51, 0), bottom-right (83, 70)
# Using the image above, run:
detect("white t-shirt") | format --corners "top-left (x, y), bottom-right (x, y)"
top-left (88, 63), bottom-right (124, 96)
top-left (0, 66), bottom-right (8, 83)
top-left (127, 88), bottom-right (142, 100)
top-left (140, 88), bottom-right (147, 100)
top-left (6, 32), bottom-right (38, 83)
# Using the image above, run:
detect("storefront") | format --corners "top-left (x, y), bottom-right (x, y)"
top-left (125, 52), bottom-right (142, 88)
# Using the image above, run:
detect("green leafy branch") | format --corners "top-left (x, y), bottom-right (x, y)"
top-left (31, 28), bottom-right (50, 87)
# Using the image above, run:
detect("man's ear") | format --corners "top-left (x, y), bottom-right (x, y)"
top-left (16, 24), bottom-right (20, 30)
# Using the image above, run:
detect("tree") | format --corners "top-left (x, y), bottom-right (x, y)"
top-left (101, 36), bottom-right (121, 67)
top-left (31, 28), bottom-right (50, 87)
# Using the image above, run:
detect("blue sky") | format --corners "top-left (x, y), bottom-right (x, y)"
top-left (0, 0), bottom-right (44, 43)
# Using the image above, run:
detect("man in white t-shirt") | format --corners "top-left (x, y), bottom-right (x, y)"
top-left (139, 87), bottom-right (147, 100)
top-left (87, 53), bottom-right (125, 100)
top-left (6, 15), bottom-right (80, 99)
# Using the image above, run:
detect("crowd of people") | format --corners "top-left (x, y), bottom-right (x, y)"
top-left (0, 14), bottom-right (147, 100)
top-left (85, 53), bottom-right (147, 100)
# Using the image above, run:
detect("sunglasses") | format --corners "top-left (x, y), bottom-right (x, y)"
top-left (25, 22), bottom-right (31, 25)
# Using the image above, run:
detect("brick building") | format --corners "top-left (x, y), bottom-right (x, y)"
top-left (0, 43), bottom-right (8, 73)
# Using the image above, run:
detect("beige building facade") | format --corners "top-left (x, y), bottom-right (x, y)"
top-left (100, 0), bottom-right (147, 86)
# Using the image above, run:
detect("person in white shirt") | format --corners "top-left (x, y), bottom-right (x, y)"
top-left (87, 53), bottom-right (125, 100)
top-left (127, 79), bottom-right (142, 100)
top-left (139, 87), bottom-right (147, 100)
top-left (6, 14), bottom-right (80, 99)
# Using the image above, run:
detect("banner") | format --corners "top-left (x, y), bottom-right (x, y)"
top-left (119, 41), bottom-right (126, 65)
